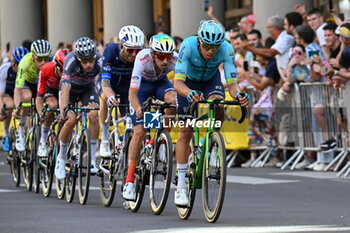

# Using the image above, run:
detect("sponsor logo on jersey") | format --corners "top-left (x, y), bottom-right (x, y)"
top-left (121, 36), bottom-right (128, 44)
top-left (229, 50), bottom-right (235, 56)
top-left (140, 54), bottom-right (150, 62)
top-left (176, 60), bottom-right (182, 65)
top-left (230, 72), bottom-right (236, 78)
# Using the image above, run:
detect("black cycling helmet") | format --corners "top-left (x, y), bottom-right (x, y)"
top-left (74, 37), bottom-right (97, 60)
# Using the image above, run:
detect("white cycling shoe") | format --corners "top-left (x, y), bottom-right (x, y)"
top-left (174, 187), bottom-right (189, 207)
top-left (123, 182), bottom-right (135, 201)
top-left (100, 140), bottom-right (111, 158)
top-left (55, 158), bottom-right (66, 180)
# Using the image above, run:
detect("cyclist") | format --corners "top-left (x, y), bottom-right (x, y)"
top-left (55, 37), bottom-right (102, 180)
top-left (0, 46), bottom-right (29, 151)
top-left (122, 34), bottom-right (177, 201)
top-left (173, 20), bottom-right (249, 206)
top-left (13, 39), bottom-right (52, 152)
top-left (36, 49), bottom-right (69, 157)
top-left (96, 25), bottom-right (145, 158)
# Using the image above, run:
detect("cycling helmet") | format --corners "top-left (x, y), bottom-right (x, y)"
top-left (198, 20), bottom-right (225, 45)
top-left (74, 37), bottom-right (96, 59)
top-left (13, 46), bottom-right (29, 63)
top-left (54, 49), bottom-right (70, 67)
top-left (31, 39), bottom-right (52, 57)
top-left (119, 25), bottom-right (145, 48)
top-left (149, 34), bottom-right (175, 53)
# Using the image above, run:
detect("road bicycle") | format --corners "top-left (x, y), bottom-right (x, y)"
top-left (129, 96), bottom-right (175, 215)
top-left (99, 103), bottom-right (133, 207)
top-left (176, 98), bottom-right (247, 223)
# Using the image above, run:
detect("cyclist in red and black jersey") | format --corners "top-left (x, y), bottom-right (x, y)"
top-left (36, 49), bottom-right (69, 157)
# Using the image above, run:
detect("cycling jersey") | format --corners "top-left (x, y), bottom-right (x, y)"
top-left (37, 62), bottom-right (60, 97)
top-left (174, 36), bottom-right (237, 84)
top-left (130, 48), bottom-right (178, 89)
top-left (61, 51), bottom-right (102, 87)
top-left (0, 62), bottom-right (16, 96)
top-left (99, 43), bottom-right (134, 87)
top-left (16, 52), bottom-right (38, 88)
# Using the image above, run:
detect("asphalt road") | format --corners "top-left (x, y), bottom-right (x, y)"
top-left (0, 151), bottom-right (350, 233)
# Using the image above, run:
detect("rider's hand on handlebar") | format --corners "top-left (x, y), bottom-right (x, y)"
top-left (235, 92), bottom-right (249, 107)
top-left (187, 90), bottom-right (204, 103)
top-left (58, 113), bottom-right (68, 123)
top-left (136, 107), bottom-right (143, 120)
top-left (12, 110), bottom-right (21, 119)
top-left (107, 95), bottom-right (120, 107)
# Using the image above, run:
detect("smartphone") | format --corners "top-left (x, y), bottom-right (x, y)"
top-left (253, 66), bottom-right (259, 74)
top-left (204, 0), bottom-right (209, 11)
top-left (6, 42), bottom-right (10, 52)
top-left (328, 0), bottom-right (333, 11)
top-left (243, 60), bottom-right (249, 71)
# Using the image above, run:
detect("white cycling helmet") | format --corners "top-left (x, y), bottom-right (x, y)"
top-left (119, 25), bottom-right (145, 48)
top-left (149, 34), bottom-right (175, 53)
top-left (74, 37), bottom-right (97, 59)
top-left (31, 39), bottom-right (52, 57)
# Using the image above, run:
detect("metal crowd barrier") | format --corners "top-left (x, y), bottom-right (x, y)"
top-left (279, 82), bottom-right (347, 171)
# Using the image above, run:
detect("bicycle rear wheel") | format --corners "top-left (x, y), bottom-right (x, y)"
top-left (22, 132), bottom-right (33, 191)
top-left (42, 131), bottom-right (56, 197)
top-left (150, 130), bottom-right (173, 215)
top-left (177, 136), bottom-right (196, 220)
top-left (9, 127), bottom-right (20, 187)
top-left (33, 125), bottom-right (41, 193)
top-left (78, 129), bottom-right (91, 205)
top-left (202, 131), bottom-right (226, 223)
top-left (55, 138), bottom-right (65, 199)
top-left (65, 144), bottom-right (77, 203)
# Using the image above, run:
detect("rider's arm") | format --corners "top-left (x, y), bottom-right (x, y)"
top-left (35, 96), bottom-right (45, 115)
top-left (0, 64), bottom-right (8, 109)
top-left (14, 58), bottom-right (28, 108)
top-left (129, 52), bottom-right (145, 118)
top-left (174, 40), bottom-right (192, 97)
top-left (36, 69), bottom-right (47, 114)
top-left (223, 44), bottom-right (241, 98)
top-left (59, 85), bottom-right (70, 114)
top-left (100, 48), bottom-right (115, 99)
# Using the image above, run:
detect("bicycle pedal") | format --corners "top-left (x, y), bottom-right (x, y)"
top-left (172, 176), bottom-right (178, 185)
top-left (190, 163), bottom-right (196, 169)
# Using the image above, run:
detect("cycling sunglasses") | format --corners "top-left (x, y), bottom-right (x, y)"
top-left (154, 53), bottom-right (173, 61)
top-left (78, 55), bottom-right (96, 64)
top-left (199, 40), bottom-right (221, 51)
top-left (35, 56), bottom-right (50, 62)
top-left (124, 47), bottom-right (142, 55)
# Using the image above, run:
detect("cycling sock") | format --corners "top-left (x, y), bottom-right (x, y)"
top-left (101, 123), bottom-right (109, 141)
top-left (90, 139), bottom-right (98, 162)
top-left (125, 160), bottom-right (137, 183)
top-left (40, 125), bottom-right (50, 143)
top-left (58, 141), bottom-right (69, 160)
top-left (177, 163), bottom-right (188, 189)
top-left (18, 116), bottom-right (26, 135)
top-left (3, 124), bottom-right (9, 137)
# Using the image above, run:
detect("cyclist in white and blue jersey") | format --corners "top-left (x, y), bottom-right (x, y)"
top-left (173, 20), bottom-right (249, 206)
top-left (96, 25), bottom-right (145, 158)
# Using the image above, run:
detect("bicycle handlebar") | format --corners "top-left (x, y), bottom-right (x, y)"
top-left (189, 99), bottom-right (247, 124)
top-left (105, 103), bottom-right (130, 125)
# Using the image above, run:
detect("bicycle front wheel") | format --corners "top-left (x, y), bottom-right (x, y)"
top-left (9, 127), bottom-right (20, 186)
top-left (150, 130), bottom-right (173, 215)
top-left (22, 132), bottom-right (33, 191)
top-left (78, 129), bottom-right (91, 205)
top-left (32, 125), bottom-right (41, 193)
top-left (42, 131), bottom-right (56, 197)
top-left (65, 144), bottom-right (77, 203)
top-left (202, 131), bottom-right (226, 223)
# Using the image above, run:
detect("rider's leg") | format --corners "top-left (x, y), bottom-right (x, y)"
top-left (41, 96), bottom-right (58, 143)
top-left (87, 103), bottom-right (99, 163)
top-left (125, 124), bottom-right (145, 183)
top-left (100, 93), bottom-right (109, 141)
top-left (163, 90), bottom-right (177, 132)
top-left (3, 96), bottom-right (14, 137)
top-left (58, 112), bottom-right (76, 160)
top-left (18, 89), bottom-right (32, 135)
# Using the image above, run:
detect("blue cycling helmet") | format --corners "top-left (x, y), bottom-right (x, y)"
top-left (198, 20), bottom-right (225, 45)
top-left (13, 46), bottom-right (29, 63)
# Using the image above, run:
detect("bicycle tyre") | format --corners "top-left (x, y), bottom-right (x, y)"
top-left (65, 143), bottom-right (76, 203)
top-left (177, 136), bottom-right (196, 220)
top-left (202, 131), bottom-right (226, 223)
top-left (22, 132), bottom-right (33, 191)
top-left (42, 131), bottom-right (56, 197)
top-left (129, 140), bottom-right (146, 212)
top-left (150, 130), bottom-right (173, 215)
top-left (9, 127), bottom-right (20, 187)
top-left (100, 132), bottom-right (116, 207)
top-left (33, 125), bottom-right (41, 193)
top-left (55, 135), bottom-right (65, 200)
top-left (121, 130), bottom-right (133, 192)
top-left (78, 128), bottom-right (91, 205)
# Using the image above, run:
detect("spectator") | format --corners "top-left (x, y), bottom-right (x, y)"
top-left (284, 12), bottom-right (303, 35)
top-left (232, 34), bottom-right (253, 68)
top-left (307, 8), bottom-right (331, 60)
top-left (323, 23), bottom-right (341, 69)
top-left (173, 36), bottom-right (183, 53)
top-left (244, 15), bottom-right (294, 81)
top-left (247, 29), bottom-right (263, 48)
top-left (22, 40), bottom-right (32, 52)
top-left (239, 14), bottom-right (256, 36)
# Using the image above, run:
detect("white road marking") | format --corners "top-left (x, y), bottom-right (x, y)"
top-left (134, 225), bottom-right (350, 233)
top-left (271, 171), bottom-right (338, 179)
top-left (226, 175), bottom-right (299, 185)
top-left (0, 189), bottom-right (21, 193)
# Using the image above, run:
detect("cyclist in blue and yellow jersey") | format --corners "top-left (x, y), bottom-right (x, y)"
top-left (0, 46), bottom-right (29, 152)
top-left (13, 40), bottom-right (52, 152)
top-left (96, 25), bottom-right (145, 158)
top-left (173, 20), bottom-right (249, 206)
top-left (55, 37), bottom-right (102, 180)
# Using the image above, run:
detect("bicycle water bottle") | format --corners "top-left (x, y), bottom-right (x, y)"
top-left (197, 137), bottom-right (205, 159)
